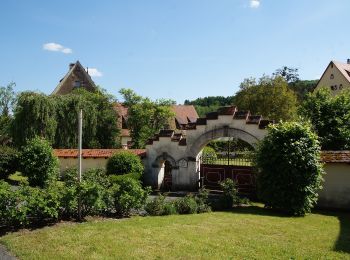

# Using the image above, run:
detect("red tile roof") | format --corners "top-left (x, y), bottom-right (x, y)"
top-left (171, 105), bottom-right (199, 126)
top-left (54, 149), bottom-right (146, 158)
top-left (321, 151), bottom-right (350, 163)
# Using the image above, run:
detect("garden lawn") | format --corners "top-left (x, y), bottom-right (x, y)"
top-left (1, 206), bottom-right (349, 259)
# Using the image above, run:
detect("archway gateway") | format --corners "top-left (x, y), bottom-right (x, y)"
top-left (145, 106), bottom-right (273, 191)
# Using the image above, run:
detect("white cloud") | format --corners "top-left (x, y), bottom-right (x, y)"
top-left (86, 68), bottom-right (103, 77)
top-left (43, 42), bottom-right (73, 54)
top-left (250, 0), bottom-right (260, 8)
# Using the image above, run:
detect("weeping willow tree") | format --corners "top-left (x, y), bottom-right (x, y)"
top-left (12, 92), bottom-right (57, 147)
top-left (12, 89), bottom-right (119, 148)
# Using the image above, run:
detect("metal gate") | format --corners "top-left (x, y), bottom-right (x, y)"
top-left (199, 151), bottom-right (256, 196)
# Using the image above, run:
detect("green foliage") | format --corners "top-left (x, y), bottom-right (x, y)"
top-left (109, 172), bottom-right (142, 183)
top-left (0, 180), bottom-right (27, 226)
top-left (12, 89), bottom-right (119, 149)
top-left (220, 179), bottom-right (240, 209)
top-left (0, 82), bottom-right (16, 117)
top-left (288, 80), bottom-right (318, 102)
top-left (201, 146), bottom-right (217, 164)
top-left (54, 89), bottom-right (119, 148)
top-left (255, 121), bottom-right (324, 216)
top-left (299, 87), bottom-right (350, 150)
top-left (184, 96), bottom-right (235, 107)
top-left (20, 137), bottom-right (59, 188)
top-left (106, 151), bottom-right (144, 176)
top-left (235, 76), bottom-right (298, 121)
top-left (175, 195), bottom-right (198, 214)
top-left (0, 146), bottom-right (19, 179)
top-left (273, 66), bottom-right (299, 83)
top-left (21, 184), bottom-right (61, 222)
top-left (145, 195), bottom-right (177, 216)
top-left (60, 168), bottom-right (110, 218)
top-left (119, 88), bottom-right (175, 148)
top-left (12, 92), bottom-right (57, 147)
top-left (195, 188), bottom-right (212, 213)
top-left (109, 178), bottom-right (151, 217)
top-left (0, 115), bottom-right (13, 146)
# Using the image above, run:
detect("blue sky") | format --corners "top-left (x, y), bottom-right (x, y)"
top-left (1, 0), bottom-right (350, 103)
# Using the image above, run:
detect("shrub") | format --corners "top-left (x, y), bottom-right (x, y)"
top-left (175, 195), bottom-right (198, 214)
top-left (109, 171), bottom-right (142, 184)
top-left (21, 184), bottom-right (61, 222)
top-left (0, 146), bottom-right (19, 180)
top-left (220, 179), bottom-right (240, 209)
top-left (106, 151), bottom-right (144, 176)
top-left (255, 121), bottom-right (324, 216)
top-left (20, 137), bottom-right (59, 187)
top-left (202, 146), bottom-right (217, 164)
top-left (145, 195), bottom-right (178, 216)
top-left (195, 188), bottom-right (212, 213)
top-left (109, 178), bottom-right (150, 217)
top-left (0, 180), bottom-right (27, 226)
top-left (61, 167), bottom-right (78, 185)
top-left (145, 195), bottom-right (167, 216)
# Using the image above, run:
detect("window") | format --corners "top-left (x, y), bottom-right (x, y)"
top-left (330, 85), bottom-right (338, 91)
top-left (330, 74), bottom-right (334, 79)
top-left (339, 84), bottom-right (343, 90)
top-left (73, 80), bottom-right (81, 88)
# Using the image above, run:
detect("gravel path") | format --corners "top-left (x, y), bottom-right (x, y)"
top-left (0, 244), bottom-right (17, 260)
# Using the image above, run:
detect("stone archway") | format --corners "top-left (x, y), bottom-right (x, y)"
top-left (150, 152), bottom-right (178, 190)
top-left (144, 106), bottom-right (273, 190)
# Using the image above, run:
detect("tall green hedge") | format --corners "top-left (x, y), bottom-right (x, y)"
top-left (20, 137), bottom-right (59, 188)
top-left (255, 122), bottom-right (324, 216)
top-left (106, 151), bottom-right (144, 176)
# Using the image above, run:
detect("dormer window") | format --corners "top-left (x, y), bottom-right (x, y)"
top-left (330, 74), bottom-right (334, 79)
top-left (74, 80), bottom-right (81, 88)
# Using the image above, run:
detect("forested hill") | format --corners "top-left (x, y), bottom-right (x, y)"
top-left (184, 79), bottom-right (318, 118)
top-left (184, 96), bottom-right (235, 117)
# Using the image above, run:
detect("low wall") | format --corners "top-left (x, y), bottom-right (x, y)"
top-left (318, 163), bottom-right (350, 210)
top-left (57, 157), bottom-right (108, 173)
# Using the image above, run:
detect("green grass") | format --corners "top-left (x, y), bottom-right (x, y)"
top-left (1, 206), bottom-right (349, 259)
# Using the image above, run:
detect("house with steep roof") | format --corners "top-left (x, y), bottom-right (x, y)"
top-left (52, 61), bottom-right (199, 148)
top-left (52, 61), bottom-right (97, 95)
top-left (315, 59), bottom-right (350, 94)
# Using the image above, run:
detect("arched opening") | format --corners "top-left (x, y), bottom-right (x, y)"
top-left (151, 153), bottom-right (176, 191)
top-left (190, 128), bottom-right (257, 195)
top-left (161, 160), bottom-right (173, 191)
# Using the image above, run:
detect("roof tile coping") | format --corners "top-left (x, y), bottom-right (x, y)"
top-left (233, 110), bottom-right (251, 120)
top-left (206, 112), bottom-right (219, 120)
top-left (247, 115), bottom-right (262, 124)
top-left (54, 149), bottom-right (146, 158)
top-left (158, 129), bottom-right (174, 138)
top-left (321, 150), bottom-right (350, 163)
top-left (217, 106), bottom-right (237, 116)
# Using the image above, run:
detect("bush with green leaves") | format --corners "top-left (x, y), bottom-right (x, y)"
top-left (255, 121), bottom-right (324, 216)
top-left (109, 178), bottom-right (150, 217)
top-left (21, 184), bottom-right (61, 222)
top-left (175, 195), bottom-right (198, 214)
top-left (201, 146), bottom-right (217, 164)
top-left (0, 181), bottom-right (27, 226)
top-left (195, 188), bottom-right (212, 213)
top-left (60, 168), bottom-right (110, 218)
top-left (106, 151), bottom-right (144, 176)
top-left (220, 179), bottom-right (240, 209)
top-left (20, 137), bottom-right (59, 187)
top-left (145, 195), bottom-right (178, 216)
top-left (299, 87), bottom-right (350, 150)
top-left (0, 146), bottom-right (19, 180)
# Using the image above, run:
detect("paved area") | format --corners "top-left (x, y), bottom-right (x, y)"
top-left (0, 245), bottom-right (17, 260)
